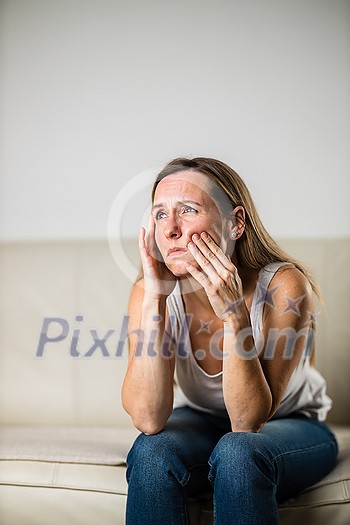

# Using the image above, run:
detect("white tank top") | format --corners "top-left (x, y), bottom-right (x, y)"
top-left (166, 262), bottom-right (332, 421)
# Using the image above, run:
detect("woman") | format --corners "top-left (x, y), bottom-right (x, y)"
top-left (121, 157), bottom-right (338, 525)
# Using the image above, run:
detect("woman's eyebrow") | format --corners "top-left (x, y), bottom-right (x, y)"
top-left (181, 200), bottom-right (204, 208)
top-left (152, 199), bottom-right (203, 211)
top-left (152, 203), bottom-right (165, 211)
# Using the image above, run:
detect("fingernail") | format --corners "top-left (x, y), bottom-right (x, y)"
top-left (188, 242), bottom-right (194, 249)
top-left (201, 232), bottom-right (209, 239)
top-left (192, 233), bottom-right (200, 241)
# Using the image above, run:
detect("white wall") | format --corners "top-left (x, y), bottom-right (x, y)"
top-left (0, 0), bottom-right (349, 241)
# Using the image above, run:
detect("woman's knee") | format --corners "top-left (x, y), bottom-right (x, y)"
top-left (126, 431), bottom-right (188, 487)
top-left (208, 431), bottom-right (276, 485)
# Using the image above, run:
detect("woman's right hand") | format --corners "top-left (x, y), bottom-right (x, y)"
top-left (139, 214), bottom-right (177, 299)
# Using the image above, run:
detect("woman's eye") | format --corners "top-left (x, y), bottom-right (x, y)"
top-left (183, 206), bottom-right (197, 213)
top-left (155, 211), bottom-right (166, 220)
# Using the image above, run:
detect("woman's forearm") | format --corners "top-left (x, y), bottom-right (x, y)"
top-left (121, 297), bottom-right (174, 435)
top-left (222, 316), bottom-right (272, 433)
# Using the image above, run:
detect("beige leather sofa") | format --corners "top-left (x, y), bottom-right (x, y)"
top-left (0, 238), bottom-right (349, 524)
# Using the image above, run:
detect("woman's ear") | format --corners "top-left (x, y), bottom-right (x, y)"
top-left (229, 206), bottom-right (246, 239)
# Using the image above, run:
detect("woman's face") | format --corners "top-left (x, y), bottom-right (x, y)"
top-left (152, 170), bottom-right (232, 276)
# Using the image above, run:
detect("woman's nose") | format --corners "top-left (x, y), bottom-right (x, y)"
top-left (164, 217), bottom-right (181, 239)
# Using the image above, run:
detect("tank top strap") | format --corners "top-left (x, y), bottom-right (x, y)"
top-left (250, 262), bottom-right (294, 338)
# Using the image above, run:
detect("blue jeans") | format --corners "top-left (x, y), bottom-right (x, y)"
top-left (125, 406), bottom-right (338, 525)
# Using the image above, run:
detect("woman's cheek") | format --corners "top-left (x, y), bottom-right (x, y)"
top-left (184, 220), bottom-right (209, 237)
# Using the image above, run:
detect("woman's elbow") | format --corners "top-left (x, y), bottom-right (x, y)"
top-left (131, 410), bottom-right (168, 435)
top-left (229, 415), bottom-right (267, 433)
top-left (122, 401), bottom-right (168, 435)
top-left (134, 420), bottom-right (165, 435)
top-left (230, 422), bottom-right (264, 433)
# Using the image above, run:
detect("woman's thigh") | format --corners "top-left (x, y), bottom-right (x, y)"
top-left (258, 415), bottom-right (339, 502)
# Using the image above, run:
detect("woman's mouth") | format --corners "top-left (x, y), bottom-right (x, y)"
top-left (167, 247), bottom-right (188, 257)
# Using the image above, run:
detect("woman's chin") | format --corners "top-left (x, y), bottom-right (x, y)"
top-left (165, 260), bottom-right (193, 277)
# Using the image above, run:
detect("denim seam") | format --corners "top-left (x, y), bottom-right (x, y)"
top-left (156, 431), bottom-right (191, 487)
top-left (207, 460), bottom-right (214, 482)
top-left (181, 490), bottom-right (189, 525)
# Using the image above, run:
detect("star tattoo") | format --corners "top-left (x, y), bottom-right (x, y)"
top-left (196, 320), bottom-right (214, 334)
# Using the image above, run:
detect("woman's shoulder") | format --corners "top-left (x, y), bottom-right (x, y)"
top-left (257, 262), bottom-right (315, 334)
top-left (263, 263), bottom-right (314, 317)
top-left (269, 263), bottom-right (312, 294)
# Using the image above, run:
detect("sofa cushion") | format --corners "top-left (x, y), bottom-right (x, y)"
top-left (0, 426), bottom-right (138, 465)
top-left (0, 426), bottom-right (136, 525)
top-left (0, 460), bottom-right (128, 495)
top-left (0, 424), bottom-right (349, 519)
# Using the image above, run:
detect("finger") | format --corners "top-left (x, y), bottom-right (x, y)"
top-left (138, 226), bottom-right (145, 253)
top-left (185, 262), bottom-right (211, 290)
top-left (145, 213), bottom-right (163, 262)
top-left (147, 211), bottom-right (155, 234)
top-left (199, 232), bottom-right (236, 272)
top-left (145, 214), bottom-right (156, 252)
top-left (188, 233), bottom-right (234, 284)
top-left (190, 233), bottom-right (232, 278)
top-left (187, 241), bottom-right (218, 282)
top-left (138, 227), bottom-right (151, 269)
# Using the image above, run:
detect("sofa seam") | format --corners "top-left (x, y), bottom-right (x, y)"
top-left (279, 499), bottom-right (350, 510)
top-left (0, 481), bottom-right (128, 496)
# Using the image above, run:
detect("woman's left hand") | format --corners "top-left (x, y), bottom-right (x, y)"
top-left (186, 232), bottom-right (248, 324)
